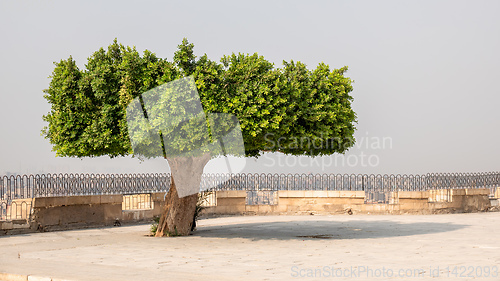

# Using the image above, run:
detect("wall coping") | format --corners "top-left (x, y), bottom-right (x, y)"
top-left (33, 195), bottom-right (123, 208)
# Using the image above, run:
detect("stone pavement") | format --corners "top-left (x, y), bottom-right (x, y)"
top-left (0, 213), bottom-right (499, 280)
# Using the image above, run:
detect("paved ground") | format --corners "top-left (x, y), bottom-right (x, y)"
top-left (0, 213), bottom-right (499, 281)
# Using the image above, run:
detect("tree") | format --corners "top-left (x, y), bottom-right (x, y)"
top-left (42, 38), bottom-right (357, 236)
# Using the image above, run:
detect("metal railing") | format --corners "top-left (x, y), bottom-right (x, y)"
top-left (0, 173), bottom-right (170, 200)
top-left (1, 172), bottom-right (499, 197)
top-left (207, 172), bottom-right (500, 192)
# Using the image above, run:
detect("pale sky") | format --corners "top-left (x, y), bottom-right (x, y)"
top-left (0, 0), bottom-right (499, 176)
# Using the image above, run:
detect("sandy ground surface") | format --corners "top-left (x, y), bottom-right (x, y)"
top-left (0, 213), bottom-right (499, 281)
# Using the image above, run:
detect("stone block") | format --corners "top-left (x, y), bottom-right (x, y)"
top-left (450, 189), bottom-right (466, 196)
top-left (286, 204), bottom-right (300, 212)
top-left (387, 204), bottom-right (399, 212)
top-left (276, 197), bottom-right (291, 206)
top-left (152, 201), bottom-right (164, 216)
top-left (276, 203), bottom-right (288, 213)
top-left (339, 191), bottom-right (354, 198)
top-left (278, 190), bottom-right (288, 198)
top-left (121, 209), bottom-right (154, 221)
top-left (313, 191), bottom-right (328, 198)
top-left (330, 198), bottom-right (364, 205)
top-left (463, 195), bottom-right (491, 211)
top-left (363, 204), bottom-right (374, 212)
top-left (339, 191), bottom-right (365, 198)
top-left (200, 206), bottom-right (216, 215)
top-left (211, 206), bottom-right (225, 214)
top-left (66, 195), bottom-right (100, 205)
top-left (304, 199), bottom-right (317, 205)
top-left (100, 194), bottom-right (123, 204)
top-left (225, 190), bottom-right (246, 198)
top-left (465, 188), bottom-right (490, 196)
top-left (355, 191), bottom-right (366, 198)
top-left (258, 205), bottom-right (273, 213)
top-left (327, 191), bottom-right (340, 197)
top-left (151, 192), bottom-right (166, 201)
top-left (215, 191), bottom-right (228, 198)
top-left (398, 191), bottom-right (426, 199)
top-left (321, 203), bottom-right (343, 212)
top-left (226, 205), bottom-right (246, 214)
top-left (245, 205), bottom-right (259, 213)
top-left (33, 197), bottom-right (65, 208)
top-left (304, 191), bottom-right (315, 198)
top-left (286, 191), bottom-right (305, 198)
top-left (217, 197), bottom-right (245, 207)
top-left (429, 202), bottom-right (449, 210)
top-left (0, 221), bottom-right (13, 230)
top-left (398, 200), bottom-right (422, 210)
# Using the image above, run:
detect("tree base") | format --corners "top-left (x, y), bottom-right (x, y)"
top-left (155, 180), bottom-right (197, 236)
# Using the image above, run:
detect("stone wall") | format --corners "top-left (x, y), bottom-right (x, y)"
top-left (28, 193), bottom-right (167, 232)
top-left (0, 188), bottom-right (495, 234)
top-left (202, 188), bottom-right (493, 215)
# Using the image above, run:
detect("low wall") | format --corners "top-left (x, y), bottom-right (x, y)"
top-left (202, 188), bottom-right (493, 215)
top-left (11, 193), bottom-right (167, 232)
top-left (0, 188), bottom-right (495, 234)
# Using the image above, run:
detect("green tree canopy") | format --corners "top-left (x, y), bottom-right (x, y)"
top-left (43, 38), bottom-right (356, 159)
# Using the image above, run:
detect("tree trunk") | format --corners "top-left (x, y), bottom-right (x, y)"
top-left (155, 154), bottom-right (210, 237)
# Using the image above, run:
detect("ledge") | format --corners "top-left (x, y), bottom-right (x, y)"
top-left (465, 188), bottom-right (490, 196)
top-left (398, 191), bottom-right (429, 199)
top-left (216, 190), bottom-right (247, 198)
top-left (33, 195), bottom-right (123, 208)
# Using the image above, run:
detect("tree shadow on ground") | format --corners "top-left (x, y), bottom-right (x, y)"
top-left (192, 219), bottom-right (467, 241)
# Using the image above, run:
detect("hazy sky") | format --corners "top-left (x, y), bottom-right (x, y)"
top-left (0, 0), bottom-right (498, 176)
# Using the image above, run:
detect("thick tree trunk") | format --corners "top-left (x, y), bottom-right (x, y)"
top-left (155, 154), bottom-right (210, 237)
top-left (155, 178), bottom-right (198, 236)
